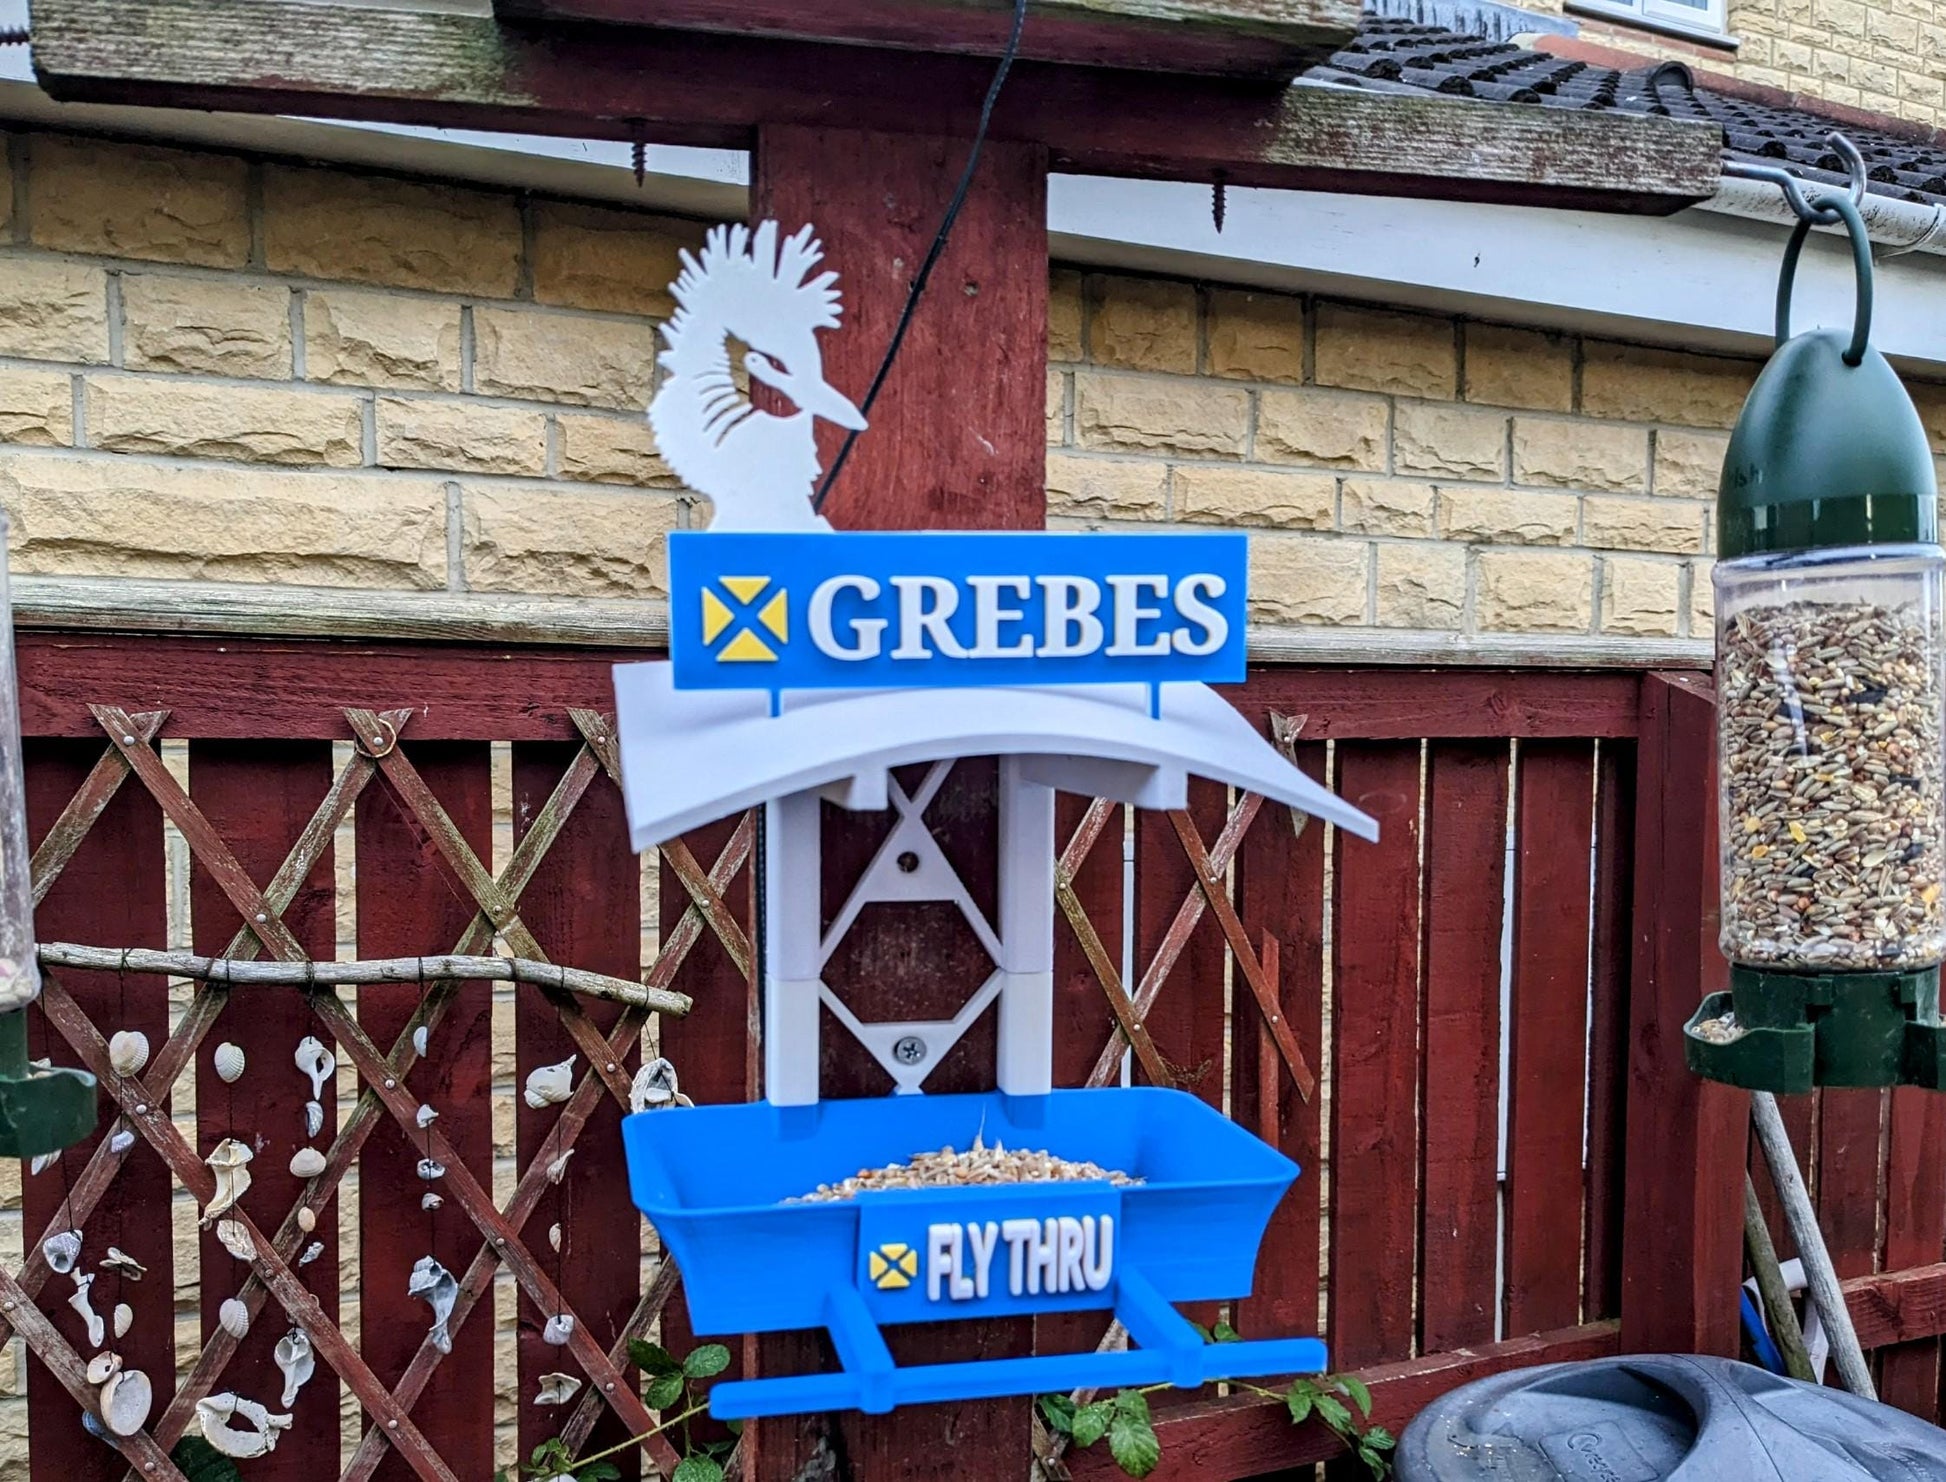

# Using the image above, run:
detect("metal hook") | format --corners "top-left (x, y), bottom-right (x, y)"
top-left (1721, 130), bottom-right (1868, 226)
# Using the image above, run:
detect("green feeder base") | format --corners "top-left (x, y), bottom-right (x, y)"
top-left (0, 1007), bottom-right (95, 1159)
top-left (1685, 965), bottom-right (1943, 1093)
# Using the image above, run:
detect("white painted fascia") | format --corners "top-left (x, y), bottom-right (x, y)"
top-left (0, 29), bottom-right (1940, 371)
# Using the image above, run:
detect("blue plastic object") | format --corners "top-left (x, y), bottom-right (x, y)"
top-left (622, 1086), bottom-right (1327, 1418)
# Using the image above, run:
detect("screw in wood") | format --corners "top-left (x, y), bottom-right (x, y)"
top-left (134, 1104), bottom-right (147, 1115)
top-left (120, 735), bottom-right (135, 746)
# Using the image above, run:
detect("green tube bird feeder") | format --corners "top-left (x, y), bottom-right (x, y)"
top-left (1686, 193), bottom-right (1946, 1094)
top-left (0, 513), bottom-right (95, 1156)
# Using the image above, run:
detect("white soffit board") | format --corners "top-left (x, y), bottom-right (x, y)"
top-left (611, 659), bottom-right (1380, 849)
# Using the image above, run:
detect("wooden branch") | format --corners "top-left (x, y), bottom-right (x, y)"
top-left (493, 0), bottom-right (1358, 77)
top-left (30, 0), bottom-right (1721, 213)
top-left (33, 942), bottom-right (690, 1015)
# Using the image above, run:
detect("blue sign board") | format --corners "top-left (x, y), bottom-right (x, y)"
top-left (667, 531), bottom-right (1248, 704)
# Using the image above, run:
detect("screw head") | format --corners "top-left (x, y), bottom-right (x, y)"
top-left (384, 1078), bottom-right (396, 1089)
top-left (892, 1035), bottom-right (927, 1066)
top-left (896, 850), bottom-right (921, 874)
top-left (134, 1104), bottom-right (148, 1115)
top-left (121, 735), bottom-right (135, 746)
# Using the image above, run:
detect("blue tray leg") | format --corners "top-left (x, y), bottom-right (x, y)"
top-left (1114, 1267), bottom-right (1204, 1390)
top-left (826, 1286), bottom-right (897, 1415)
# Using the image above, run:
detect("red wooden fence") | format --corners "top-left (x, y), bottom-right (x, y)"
top-left (8, 635), bottom-right (1946, 1481)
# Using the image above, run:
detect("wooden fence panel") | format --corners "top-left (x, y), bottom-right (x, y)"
top-left (23, 740), bottom-right (169, 1482)
top-left (1504, 741), bottom-right (1596, 1338)
top-left (1232, 742), bottom-right (1327, 1343)
top-left (189, 739), bottom-right (341, 1475)
top-left (1417, 741), bottom-right (1507, 1354)
top-left (1329, 742), bottom-right (1423, 1371)
top-left (1880, 1086), bottom-right (1946, 1413)
top-left (356, 743), bottom-right (494, 1482)
top-left (512, 743), bottom-right (642, 1479)
top-left (1583, 741), bottom-right (1634, 1323)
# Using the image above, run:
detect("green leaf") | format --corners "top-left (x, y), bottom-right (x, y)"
top-left (1071, 1400), bottom-right (1113, 1449)
top-left (683, 1343), bottom-right (733, 1380)
top-left (1107, 1411), bottom-right (1161, 1478)
top-left (1285, 1387), bottom-right (1314, 1426)
top-left (1315, 1394), bottom-right (1353, 1434)
top-left (1338, 1374), bottom-right (1373, 1417)
top-left (170, 1437), bottom-right (245, 1482)
top-left (629, 1339), bottom-right (683, 1375)
top-left (1363, 1427), bottom-right (1395, 1451)
top-left (494, 1474), bottom-right (510, 1482)
top-left (1038, 1394), bottom-right (1077, 1433)
top-left (1190, 1321), bottom-right (1214, 1342)
top-left (672, 1458), bottom-right (725, 1482)
top-left (1112, 1387), bottom-right (1151, 1422)
top-left (647, 1370), bottom-right (686, 1411)
top-left (1211, 1321), bottom-right (1242, 1344)
top-left (579, 1464), bottom-right (621, 1482)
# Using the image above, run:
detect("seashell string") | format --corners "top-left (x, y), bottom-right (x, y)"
top-left (294, 1036), bottom-right (335, 1102)
top-left (273, 1329), bottom-right (315, 1408)
top-left (213, 1042), bottom-right (245, 1084)
top-left (99, 1247), bottom-right (145, 1282)
top-left (111, 1302), bottom-right (132, 1341)
top-left (407, 1256), bottom-right (457, 1355)
top-left (99, 1366), bottom-right (152, 1437)
top-left (68, 1273), bottom-right (104, 1348)
top-left (201, 1139), bottom-right (253, 1228)
top-left (107, 1030), bottom-right (148, 1078)
top-left (196, 1393), bottom-right (292, 1460)
top-left (218, 1297), bottom-right (250, 1340)
top-left (523, 1055), bottom-right (576, 1109)
top-left (535, 1373), bottom-right (581, 1406)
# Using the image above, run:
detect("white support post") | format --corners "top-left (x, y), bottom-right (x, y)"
top-left (764, 788), bottom-right (824, 1107)
top-left (995, 756), bottom-right (1055, 1097)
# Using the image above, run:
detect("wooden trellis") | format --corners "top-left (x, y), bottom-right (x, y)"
top-left (7, 696), bottom-right (752, 1482)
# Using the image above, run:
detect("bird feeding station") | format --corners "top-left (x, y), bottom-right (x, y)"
top-left (1687, 183), bottom-right (1946, 1094)
top-left (611, 221), bottom-right (1377, 1419)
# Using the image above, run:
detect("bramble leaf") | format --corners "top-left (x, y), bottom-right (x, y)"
top-left (1039, 1394), bottom-right (1077, 1433)
top-left (1212, 1321), bottom-right (1242, 1344)
top-left (1339, 1374), bottom-right (1373, 1417)
top-left (647, 1371), bottom-right (686, 1411)
top-left (1071, 1401), bottom-right (1113, 1449)
top-left (629, 1340), bottom-right (683, 1376)
top-left (1107, 1410), bottom-right (1161, 1478)
top-left (683, 1343), bottom-right (733, 1380)
top-left (1286, 1386), bottom-right (1314, 1425)
top-left (672, 1458), bottom-right (724, 1482)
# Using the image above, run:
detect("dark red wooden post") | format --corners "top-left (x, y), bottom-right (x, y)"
top-left (1619, 673), bottom-right (1746, 1355)
top-left (747, 124), bottom-right (1048, 1479)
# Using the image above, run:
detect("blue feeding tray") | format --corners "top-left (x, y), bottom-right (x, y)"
top-left (623, 1086), bottom-right (1327, 1418)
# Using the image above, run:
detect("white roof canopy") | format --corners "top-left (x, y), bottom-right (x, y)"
top-left (612, 661), bottom-right (1380, 848)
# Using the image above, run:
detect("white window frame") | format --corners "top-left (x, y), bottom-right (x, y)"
top-left (1566, 0), bottom-right (1735, 45)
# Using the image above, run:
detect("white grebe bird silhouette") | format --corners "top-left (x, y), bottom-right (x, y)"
top-left (650, 220), bottom-right (867, 532)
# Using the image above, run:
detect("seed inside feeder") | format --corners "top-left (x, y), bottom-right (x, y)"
top-left (792, 1132), bottom-right (1139, 1203)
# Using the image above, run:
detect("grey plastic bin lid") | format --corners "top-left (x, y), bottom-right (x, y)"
top-left (1398, 1354), bottom-right (1946, 1480)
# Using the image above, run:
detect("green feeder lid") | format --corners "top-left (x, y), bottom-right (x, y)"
top-left (1718, 194), bottom-right (1939, 561)
top-left (0, 1007), bottom-right (96, 1159)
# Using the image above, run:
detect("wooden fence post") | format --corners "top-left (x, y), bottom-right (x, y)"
top-left (1620, 672), bottom-right (1747, 1355)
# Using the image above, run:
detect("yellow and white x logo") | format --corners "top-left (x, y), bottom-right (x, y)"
top-left (867, 1242), bottom-right (919, 1291)
top-left (700, 575), bottom-right (789, 663)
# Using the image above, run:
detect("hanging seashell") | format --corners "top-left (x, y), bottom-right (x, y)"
top-left (42, 1229), bottom-right (81, 1275)
top-left (30, 1152), bottom-right (58, 1177)
top-left (68, 1273), bottom-right (104, 1348)
top-left (195, 1393), bottom-right (292, 1459)
top-left (201, 1138), bottom-right (254, 1228)
top-left (84, 1350), bottom-right (121, 1385)
top-left (112, 1303), bottom-right (132, 1341)
top-left (415, 1104), bottom-right (437, 1129)
top-left (107, 1030), bottom-right (149, 1078)
top-left (412, 1025), bottom-right (428, 1057)
top-left (304, 1100), bottom-right (324, 1139)
top-left (298, 1241), bottom-right (323, 1267)
top-left (416, 1158), bottom-right (444, 1181)
top-left (289, 1147), bottom-right (326, 1179)
top-left (273, 1329), bottom-right (314, 1408)
top-left (294, 1036), bottom-right (335, 1102)
top-left (534, 1372), bottom-right (581, 1406)
top-left (100, 1247), bottom-right (145, 1281)
top-left (420, 1192), bottom-right (443, 1212)
top-left (542, 1313), bottom-right (575, 1347)
top-left (545, 1149), bottom-right (574, 1186)
top-left (629, 1057), bottom-right (692, 1113)
top-left (213, 1042), bottom-right (246, 1084)
top-left (407, 1256), bottom-right (457, 1355)
top-left (218, 1297), bottom-right (250, 1340)
top-left (108, 1129), bottom-right (134, 1156)
top-left (548, 1223), bottom-right (561, 1253)
top-left (215, 1219), bottom-right (256, 1263)
top-left (297, 1207), bottom-right (317, 1234)
top-left (98, 1367), bottom-right (152, 1437)
top-left (523, 1055), bottom-right (576, 1109)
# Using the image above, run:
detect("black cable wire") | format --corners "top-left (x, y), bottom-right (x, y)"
top-left (811, 0), bottom-right (1031, 514)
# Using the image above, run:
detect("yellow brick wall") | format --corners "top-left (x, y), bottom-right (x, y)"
top-left (4, 126), bottom-right (1943, 658)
